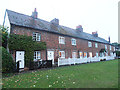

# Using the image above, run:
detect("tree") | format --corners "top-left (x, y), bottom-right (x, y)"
top-left (1, 46), bottom-right (15, 72)
top-left (0, 25), bottom-right (8, 48)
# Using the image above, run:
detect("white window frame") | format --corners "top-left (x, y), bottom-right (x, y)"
top-left (89, 52), bottom-right (92, 57)
top-left (105, 45), bottom-right (107, 49)
top-left (79, 51), bottom-right (83, 58)
top-left (114, 47), bottom-right (115, 51)
top-left (88, 41), bottom-right (92, 47)
top-left (59, 51), bottom-right (65, 58)
top-left (84, 52), bottom-right (87, 58)
top-left (33, 32), bottom-right (41, 41)
top-left (96, 52), bottom-right (99, 57)
top-left (71, 38), bottom-right (76, 45)
top-left (95, 43), bottom-right (98, 48)
top-left (34, 51), bottom-right (41, 61)
top-left (110, 45), bottom-right (111, 50)
top-left (72, 51), bottom-right (77, 58)
top-left (59, 36), bottom-right (65, 44)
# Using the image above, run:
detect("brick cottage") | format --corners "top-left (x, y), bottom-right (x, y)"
top-left (3, 8), bottom-right (115, 68)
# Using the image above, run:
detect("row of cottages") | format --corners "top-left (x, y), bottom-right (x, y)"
top-left (3, 8), bottom-right (115, 67)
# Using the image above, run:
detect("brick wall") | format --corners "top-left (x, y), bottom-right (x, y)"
top-left (11, 25), bottom-right (115, 62)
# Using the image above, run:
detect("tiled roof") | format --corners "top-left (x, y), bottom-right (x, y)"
top-left (6, 9), bottom-right (110, 44)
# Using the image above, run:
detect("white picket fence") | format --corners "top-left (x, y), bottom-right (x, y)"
top-left (58, 56), bottom-right (115, 67)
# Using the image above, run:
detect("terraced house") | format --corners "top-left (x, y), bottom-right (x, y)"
top-left (3, 8), bottom-right (116, 68)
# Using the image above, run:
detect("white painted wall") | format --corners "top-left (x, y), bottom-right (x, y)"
top-left (3, 11), bottom-right (11, 34)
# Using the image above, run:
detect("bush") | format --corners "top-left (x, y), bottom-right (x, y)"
top-left (1, 47), bottom-right (15, 73)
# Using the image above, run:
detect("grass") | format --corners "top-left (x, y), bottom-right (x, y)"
top-left (2, 59), bottom-right (118, 88)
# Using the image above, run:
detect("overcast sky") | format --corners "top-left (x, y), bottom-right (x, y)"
top-left (0, 0), bottom-right (119, 43)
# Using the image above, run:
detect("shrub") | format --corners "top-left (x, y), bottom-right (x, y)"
top-left (8, 34), bottom-right (46, 67)
top-left (1, 47), bottom-right (15, 73)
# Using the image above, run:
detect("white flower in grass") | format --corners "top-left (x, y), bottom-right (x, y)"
top-left (49, 85), bottom-right (52, 87)
top-left (33, 85), bottom-right (35, 87)
top-left (46, 75), bottom-right (49, 78)
top-left (73, 82), bottom-right (75, 84)
top-left (58, 77), bottom-right (60, 79)
top-left (56, 81), bottom-right (58, 83)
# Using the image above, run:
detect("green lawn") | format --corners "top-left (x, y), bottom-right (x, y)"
top-left (2, 59), bottom-right (118, 88)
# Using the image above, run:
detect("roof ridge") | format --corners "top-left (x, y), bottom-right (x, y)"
top-left (6, 9), bottom-right (110, 44)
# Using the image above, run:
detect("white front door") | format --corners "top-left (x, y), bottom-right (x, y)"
top-left (72, 52), bottom-right (77, 58)
top-left (89, 52), bottom-right (92, 57)
top-left (16, 51), bottom-right (25, 68)
top-left (47, 51), bottom-right (54, 64)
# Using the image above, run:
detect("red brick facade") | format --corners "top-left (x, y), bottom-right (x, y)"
top-left (10, 25), bottom-right (115, 63)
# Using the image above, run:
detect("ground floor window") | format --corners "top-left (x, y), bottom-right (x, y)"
top-left (96, 52), bottom-right (99, 57)
top-left (110, 52), bottom-right (113, 56)
top-left (34, 51), bottom-right (41, 61)
top-left (59, 51), bottom-right (65, 58)
top-left (79, 51), bottom-right (83, 58)
top-left (89, 52), bottom-right (92, 57)
top-left (100, 53), bottom-right (104, 57)
top-left (84, 52), bottom-right (87, 58)
top-left (72, 52), bottom-right (77, 58)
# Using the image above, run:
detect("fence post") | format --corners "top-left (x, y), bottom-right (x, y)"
top-left (74, 58), bottom-right (75, 65)
top-left (58, 58), bottom-right (59, 67)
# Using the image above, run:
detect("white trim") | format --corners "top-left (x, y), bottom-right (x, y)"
top-left (47, 51), bottom-right (54, 64)
top-left (105, 45), bottom-right (107, 49)
top-left (84, 52), bottom-right (87, 58)
top-left (72, 51), bottom-right (77, 58)
top-left (95, 43), bottom-right (98, 48)
top-left (33, 32), bottom-right (41, 41)
top-left (59, 51), bottom-right (65, 58)
top-left (88, 41), bottom-right (92, 47)
top-left (59, 36), bottom-right (65, 44)
top-left (34, 51), bottom-right (41, 61)
top-left (71, 38), bottom-right (76, 45)
top-left (79, 51), bottom-right (83, 58)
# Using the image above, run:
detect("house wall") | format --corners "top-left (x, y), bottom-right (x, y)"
top-left (10, 25), bottom-right (115, 62)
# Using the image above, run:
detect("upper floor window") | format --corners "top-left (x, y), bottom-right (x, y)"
top-left (105, 45), bottom-right (107, 49)
top-left (95, 43), bottom-right (98, 48)
top-left (110, 45), bottom-right (111, 50)
top-left (71, 38), bottom-right (76, 45)
top-left (33, 32), bottom-right (41, 41)
top-left (34, 51), bottom-right (41, 61)
top-left (114, 47), bottom-right (115, 51)
top-left (59, 51), bottom-right (65, 58)
top-left (88, 41), bottom-right (92, 47)
top-left (59, 36), bottom-right (65, 44)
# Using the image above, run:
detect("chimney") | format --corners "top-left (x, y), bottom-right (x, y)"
top-left (50, 18), bottom-right (59, 26)
top-left (92, 31), bottom-right (98, 37)
top-left (31, 8), bottom-right (38, 19)
top-left (108, 36), bottom-right (110, 43)
top-left (76, 25), bottom-right (83, 32)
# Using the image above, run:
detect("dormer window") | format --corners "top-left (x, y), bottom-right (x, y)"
top-left (32, 32), bottom-right (41, 41)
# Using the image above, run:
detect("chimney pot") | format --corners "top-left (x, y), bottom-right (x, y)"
top-left (92, 31), bottom-right (98, 37)
top-left (32, 8), bottom-right (38, 19)
top-left (50, 18), bottom-right (59, 26)
top-left (76, 25), bottom-right (83, 32)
